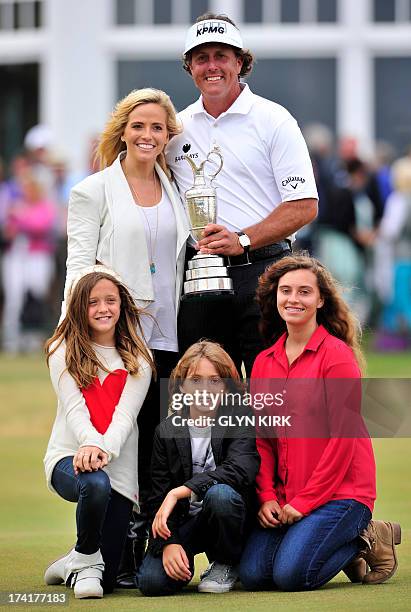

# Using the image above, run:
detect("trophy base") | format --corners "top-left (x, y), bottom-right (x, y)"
top-left (181, 288), bottom-right (235, 301)
top-left (183, 253), bottom-right (234, 298)
top-left (183, 276), bottom-right (234, 296)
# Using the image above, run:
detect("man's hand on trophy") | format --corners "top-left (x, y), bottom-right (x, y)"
top-left (197, 224), bottom-right (245, 256)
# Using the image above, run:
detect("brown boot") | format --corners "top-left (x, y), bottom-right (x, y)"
top-left (360, 520), bottom-right (401, 584)
top-left (343, 557), bottom-right (367, 583)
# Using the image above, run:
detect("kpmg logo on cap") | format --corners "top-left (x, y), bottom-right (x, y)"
top-left (196, 21), bottom-right (227, 37)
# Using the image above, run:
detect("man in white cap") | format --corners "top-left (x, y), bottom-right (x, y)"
top-left (166, 13), bottom-right (318, 376)
top-left (24, 124), bottom-right (56, 198)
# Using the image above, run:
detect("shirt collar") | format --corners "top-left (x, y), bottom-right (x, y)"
top-left (191, 83), bottom-right (254, 117)
top-left (266, 324), bottom-right (329, 357)
top-left (267, 332), bottom-right (287, 358)
top-left (304, 324), bottom-right (329, 351)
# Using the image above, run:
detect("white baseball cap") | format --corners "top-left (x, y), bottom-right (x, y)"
top-left (24, 124), bottom-right (53, 151)
top-left (184, 19), bottom-right (243, 54)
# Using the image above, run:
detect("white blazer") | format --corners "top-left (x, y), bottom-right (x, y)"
top-left (63, 153), bottom-right (190, 315)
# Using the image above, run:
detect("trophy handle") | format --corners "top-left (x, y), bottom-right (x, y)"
top-left (206, 146), bottom-right (224, 183)
top-left (184, 154), bottom-right (208, 178)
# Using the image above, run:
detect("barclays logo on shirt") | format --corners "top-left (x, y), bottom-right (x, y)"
top-left (175, 152), bottom-right (199, 163)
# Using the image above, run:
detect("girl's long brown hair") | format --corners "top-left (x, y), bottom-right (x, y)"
top-left (45, 271), bottom-right (155, 388)
top-left (256, 254), bottom-right (365, 372)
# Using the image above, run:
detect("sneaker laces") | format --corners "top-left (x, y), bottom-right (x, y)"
top-left (200, 563), bottom-right (213, 580)
top-left (202, 562), bottom-right (236, 584)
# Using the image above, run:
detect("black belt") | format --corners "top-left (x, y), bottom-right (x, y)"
top-left (227, 240), bottom-right (292, 267)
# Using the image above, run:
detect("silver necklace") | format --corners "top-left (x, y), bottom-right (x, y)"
top-left (127, 172), bottom-right (159, 274)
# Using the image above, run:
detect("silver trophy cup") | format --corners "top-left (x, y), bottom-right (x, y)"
top-left (183, 145), bottom-right (234, 298)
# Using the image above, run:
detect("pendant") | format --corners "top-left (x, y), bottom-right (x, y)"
top-left (150, 262), bottom-right (156, 274)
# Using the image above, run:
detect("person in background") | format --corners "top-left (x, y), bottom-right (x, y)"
top-left (0, 155), bottom-right (31, 323)
top-left (24, 124), bottom-right (55, 198)
top-left (43, 267), bottom-right (153, 598)
top-left (0, 155), bottom-right (31, 227)
top-left (1, 171), bottom-right (56, 353)
top-left (0, 158), bottom-right (10, 229)
top-left (346, 158), bottom-right (383, 247)
top-left (239, 255), bottom-right (401, 591)
top-left (47, 150), bottom-right (77, 328)
top-left (373, 141), bottom-right (395, 207)
top-left (315, 156), bottom-right (384, 325)
top-left (374, 156), bottom-right (411, 348)
top-left (345, 158), bottom-right (383, 324)
top-left (298, 123), bottom-right (336, 252)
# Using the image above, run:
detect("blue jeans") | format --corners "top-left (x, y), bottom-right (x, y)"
top-left (139, 484), bottom-right (246, 596)
top-left (239, 499), bottom-right (371, 591)
top-left (51, 456), bottom-right (133, 593)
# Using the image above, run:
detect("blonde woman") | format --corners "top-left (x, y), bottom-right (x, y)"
top-left (63, 88), bottom-right (190, 586)
top-left (64, 88), bottom-right (189, 340)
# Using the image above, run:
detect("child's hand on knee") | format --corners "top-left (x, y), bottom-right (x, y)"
top-left (162, 544), bottom-right (192, 582)
top-left (279, 503), bottom-right (303, 525)
top-left (73, 446), bottom-right (109, 475)
top-left (258, 500), bottom-right (282, 528)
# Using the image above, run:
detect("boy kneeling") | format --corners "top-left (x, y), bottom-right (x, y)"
top-left (139, 341), bottom-right (260, 595)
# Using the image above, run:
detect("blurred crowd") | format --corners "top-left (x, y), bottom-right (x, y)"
top-left (0, 126), bottom-right (99, 354)
top-left (0, 122), bottom-right (410, 355)
top-left (300, 124), bottom-right (411, 351)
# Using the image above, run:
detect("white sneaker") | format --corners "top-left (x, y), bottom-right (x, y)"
top-left (44, 549), bottom-right (74, 585)
top-left (200, 563), bottom-right (213, 580)
top-left (72, 566), bottom-right (104, 599)
top-left (44, 548), bottom-right (104, 599)
top-left (198, 562), bottom-right (238, 593)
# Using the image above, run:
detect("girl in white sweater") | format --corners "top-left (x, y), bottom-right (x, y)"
top-left (43, 266), bottom-right (153, 598)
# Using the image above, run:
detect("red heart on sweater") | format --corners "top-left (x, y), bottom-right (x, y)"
top-left (81, 369), bottom-right (128, 434)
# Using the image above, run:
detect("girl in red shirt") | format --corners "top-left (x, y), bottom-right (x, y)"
top-left (239, 254), bottom-right (400, 591)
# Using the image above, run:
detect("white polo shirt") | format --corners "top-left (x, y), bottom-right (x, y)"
top-left (166, 84), bottom-right (318, 235)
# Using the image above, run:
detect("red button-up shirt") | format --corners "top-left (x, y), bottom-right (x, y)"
top-left (252, 325), bottom-right (376, 515)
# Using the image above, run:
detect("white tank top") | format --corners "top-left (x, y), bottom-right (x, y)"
top-left (138, 187), bottom-right (178, 352)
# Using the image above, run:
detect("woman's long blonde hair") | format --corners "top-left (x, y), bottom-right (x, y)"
top-left (45, 271), bottom-right (155, 388)
top-left (256, 254), bottom-right (365, 372)
top-left (97, 88), bottom-right (181, 178)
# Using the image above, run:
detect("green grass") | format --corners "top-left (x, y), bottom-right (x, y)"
top-left (0, 350), bottom-right (410, 611)
top-left (365, 352), bottom-right (411, 377)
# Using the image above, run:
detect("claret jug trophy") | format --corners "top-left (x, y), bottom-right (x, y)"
top-left (183, 145), bottom-right (234, 298)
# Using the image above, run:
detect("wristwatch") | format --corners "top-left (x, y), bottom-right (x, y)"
top-left (236, 231), bottom-right (251, 254)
